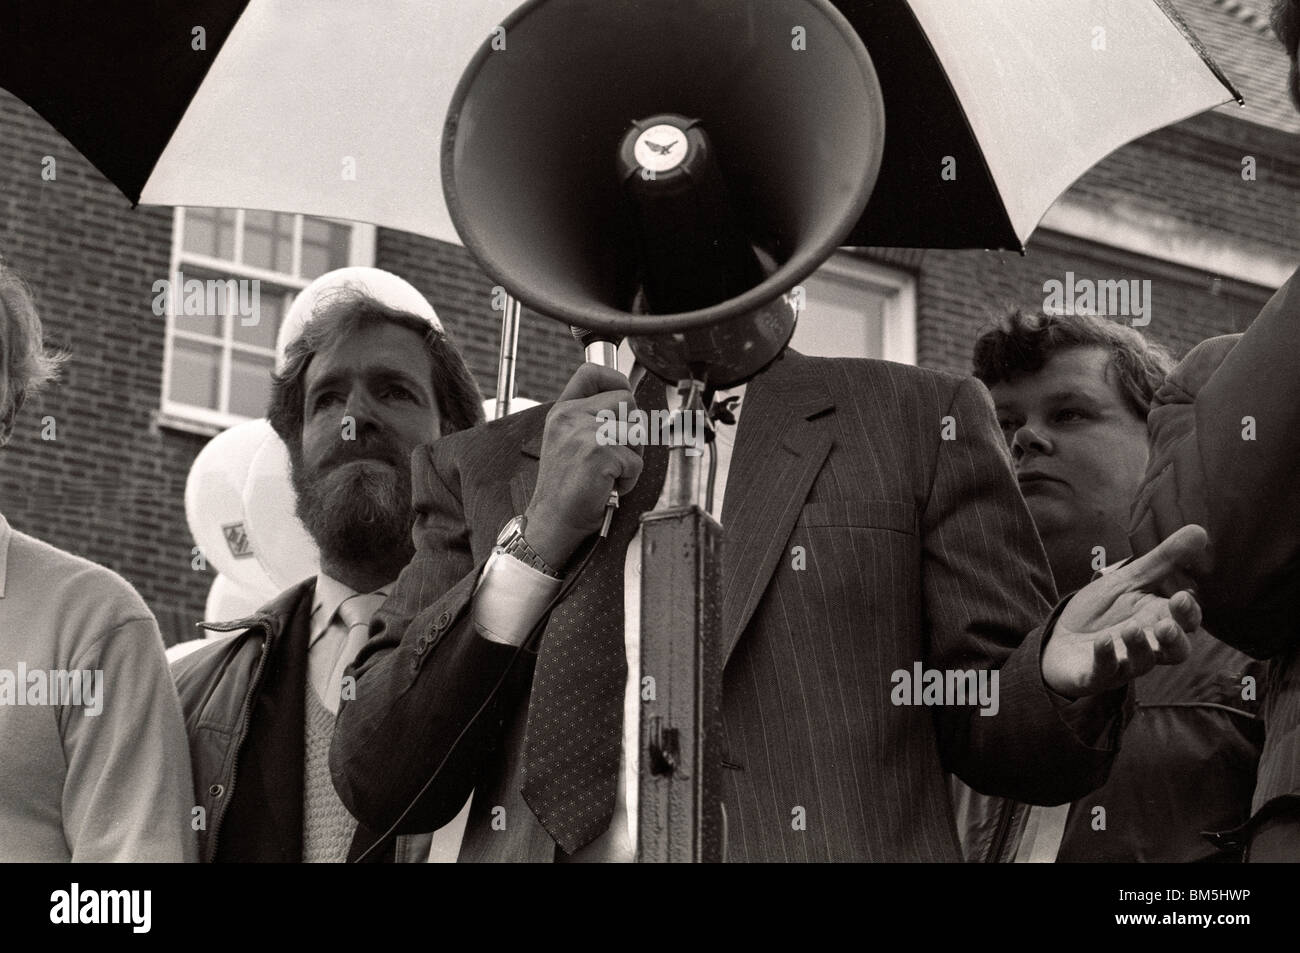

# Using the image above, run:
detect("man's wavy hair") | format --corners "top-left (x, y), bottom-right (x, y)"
top-left (1275, 0), bottom-right (1300, 109)
top-left (972, 308), bottom-right (1174, 420)
top-left (268, 287), bottom-right (485, 458)
top-left (0, 258), bottom-right (67, 440)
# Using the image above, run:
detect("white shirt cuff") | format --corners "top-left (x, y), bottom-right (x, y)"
top-left (472, 548), bottom-right (563, 646)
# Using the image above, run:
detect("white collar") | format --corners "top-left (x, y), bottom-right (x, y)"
top-left (309, 572), bottom-right (391, 647)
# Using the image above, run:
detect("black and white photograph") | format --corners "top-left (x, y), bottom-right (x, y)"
top-left (0, 0), bottom-right (1294, 933)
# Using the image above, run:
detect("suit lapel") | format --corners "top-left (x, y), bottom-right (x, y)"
top-left (719, 351), bottom-right (834, 667)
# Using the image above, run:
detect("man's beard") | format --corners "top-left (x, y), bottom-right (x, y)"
top-left (291, 437), bottom-right (416, 573)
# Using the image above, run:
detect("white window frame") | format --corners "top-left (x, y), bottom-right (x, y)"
top-left (159, 207), bottom-right (376, 435)
top-left (799, 252), bottom-right (917, 365)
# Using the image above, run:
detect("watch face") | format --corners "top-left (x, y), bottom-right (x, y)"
top-left (496, 515), bottom-right (522, 547)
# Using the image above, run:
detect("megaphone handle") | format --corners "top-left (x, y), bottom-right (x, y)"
top-left (583, 339), bottom-right (622, 538)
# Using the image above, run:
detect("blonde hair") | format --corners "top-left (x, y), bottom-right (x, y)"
top-left (0, 258), bottom-right (67, 435)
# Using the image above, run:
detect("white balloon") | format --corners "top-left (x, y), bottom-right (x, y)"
top-left (166, 637), bottom-right (222, 664)
top-left (204, 572), bottom-right (273, 622)
top-left (166, 574), bottom-right (267, 664)
top-left (482, 396), bottom-right (540, 422)
top-left (276, 266), bottom-right (443, 372)
top-left (243, 429), bottom-right (321, 591)
top-left (184, 419), bottom-right (281, 594)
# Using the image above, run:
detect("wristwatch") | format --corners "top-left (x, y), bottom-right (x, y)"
top-left (494, 515), bottom-right (563, 579)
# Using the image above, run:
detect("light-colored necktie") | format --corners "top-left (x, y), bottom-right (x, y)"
top-left (324, 592), bottom-right (386, 713)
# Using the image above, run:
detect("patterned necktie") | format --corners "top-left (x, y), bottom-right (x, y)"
top-left (521, 371), bottom-right (671, 854)
top-left (325, 591), bottom-right (387, 712)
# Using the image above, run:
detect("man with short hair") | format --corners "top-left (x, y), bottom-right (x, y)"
top-left (172, 268), bottom-right (484, 862)
top-left (0, 258), bottom-right (196, 861)
top-left (333, 333), bottom-right (1208, 862)
top-left (973, 308), bottom-right (1265, 862)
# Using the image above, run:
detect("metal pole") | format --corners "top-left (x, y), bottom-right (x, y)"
top-left (637, 498), bottom-right (724, 863)
top-left (637, 384), bottom-right (724, 862)
top-left (494, 295), bottom-right (522, 420)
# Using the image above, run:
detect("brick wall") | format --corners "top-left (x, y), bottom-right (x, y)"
top-left (0, 84), bottom-right (1295, 644)
top-left (1068, 123), bottom-right (1300, 261)
top-left (0, 93), bottom-right (214, 643)
top-left (373, 229), bottom-right (579, 404)
top-left (895, 233), bottom-right (1273, 378)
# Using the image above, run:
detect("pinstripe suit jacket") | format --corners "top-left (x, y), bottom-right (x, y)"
top-left (332, 349), bottom-right (1128, 862)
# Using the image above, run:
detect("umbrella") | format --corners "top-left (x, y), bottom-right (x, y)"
top-left (0, 0), bottom-right (1238, 253)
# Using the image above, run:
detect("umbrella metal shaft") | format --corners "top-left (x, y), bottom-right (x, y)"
top-left (494, 294), bottom-right (522, 420)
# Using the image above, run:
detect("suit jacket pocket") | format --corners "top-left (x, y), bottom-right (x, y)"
top-left (796, 499), bottom-right (917, 535)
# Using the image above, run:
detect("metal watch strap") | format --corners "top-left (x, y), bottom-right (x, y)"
top-left (499, 515), bottom-right (563, 579)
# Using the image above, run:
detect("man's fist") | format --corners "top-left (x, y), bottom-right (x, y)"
top-left (523, 364), bottom-right (645, 569)
top-left (1042, 524), bottom-right (1208, 698)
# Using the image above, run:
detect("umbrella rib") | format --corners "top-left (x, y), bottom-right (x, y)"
top-left (896, 0), bottom-right (1021, 252)
top-left (1150, 0), bottom-right (1245, 105)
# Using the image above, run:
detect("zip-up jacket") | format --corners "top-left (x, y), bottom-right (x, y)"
top-left (171, 579), bottom-right (425, 862)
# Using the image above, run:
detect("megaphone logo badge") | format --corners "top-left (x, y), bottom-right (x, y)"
top-left (634, 124), bottom-right (688, 174)
top-left (221, 521), bottom-right (255, 560)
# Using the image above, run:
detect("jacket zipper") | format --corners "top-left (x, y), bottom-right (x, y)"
top-left (198, 617), bottom-right (275, 862)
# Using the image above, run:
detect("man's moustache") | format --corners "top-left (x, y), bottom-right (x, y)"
top-left (320, 443), bottom-right (405, 473)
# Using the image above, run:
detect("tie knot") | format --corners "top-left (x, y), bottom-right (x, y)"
top-left (337, 592), bottom-right (386, 632)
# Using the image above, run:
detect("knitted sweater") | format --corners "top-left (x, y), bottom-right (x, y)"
top-left (302, 684), bottom-right (359, 862)
top-left (0, 514), bottom-right (197, 861)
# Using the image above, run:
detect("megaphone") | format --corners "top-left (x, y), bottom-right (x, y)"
top-left (443, 0), bottom-right (885, 387)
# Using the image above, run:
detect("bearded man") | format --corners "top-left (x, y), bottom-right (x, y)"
top-left (172, 268), bottom-right (483, 862)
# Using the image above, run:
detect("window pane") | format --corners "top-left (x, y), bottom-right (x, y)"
top-left (182, 208), bottom-right (236, 260)
top-left (215, 209), bottom-right (236, 260)
top-left (171, 308), bottom-right (222, 339)
top-left (169, 267), bottom-right (230, 338)
top-left (242, 210), bottom-right (273, 271)
top-left (228, 352), bottom-right (274, 418)
top-left (300, 218), bottom-right (351, 279)
top-left (242, 211), bottom-right (294, 273)
top-left (169, 339), bottom-right (222, 410)
top-left (182, 208), bottom-right (214, 257)
top-left (276, 213), bottom-right (294, 274)
top-left (789, 268), bottom-right (888, 360)
top-left (232, 284), bottom-right (288, 350)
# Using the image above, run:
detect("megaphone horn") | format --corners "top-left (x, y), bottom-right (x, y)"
top-left (443, 0), bottom-right (885, 386)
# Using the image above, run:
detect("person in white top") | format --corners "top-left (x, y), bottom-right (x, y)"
top-left (0, 258), bottom-right (196, 861)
